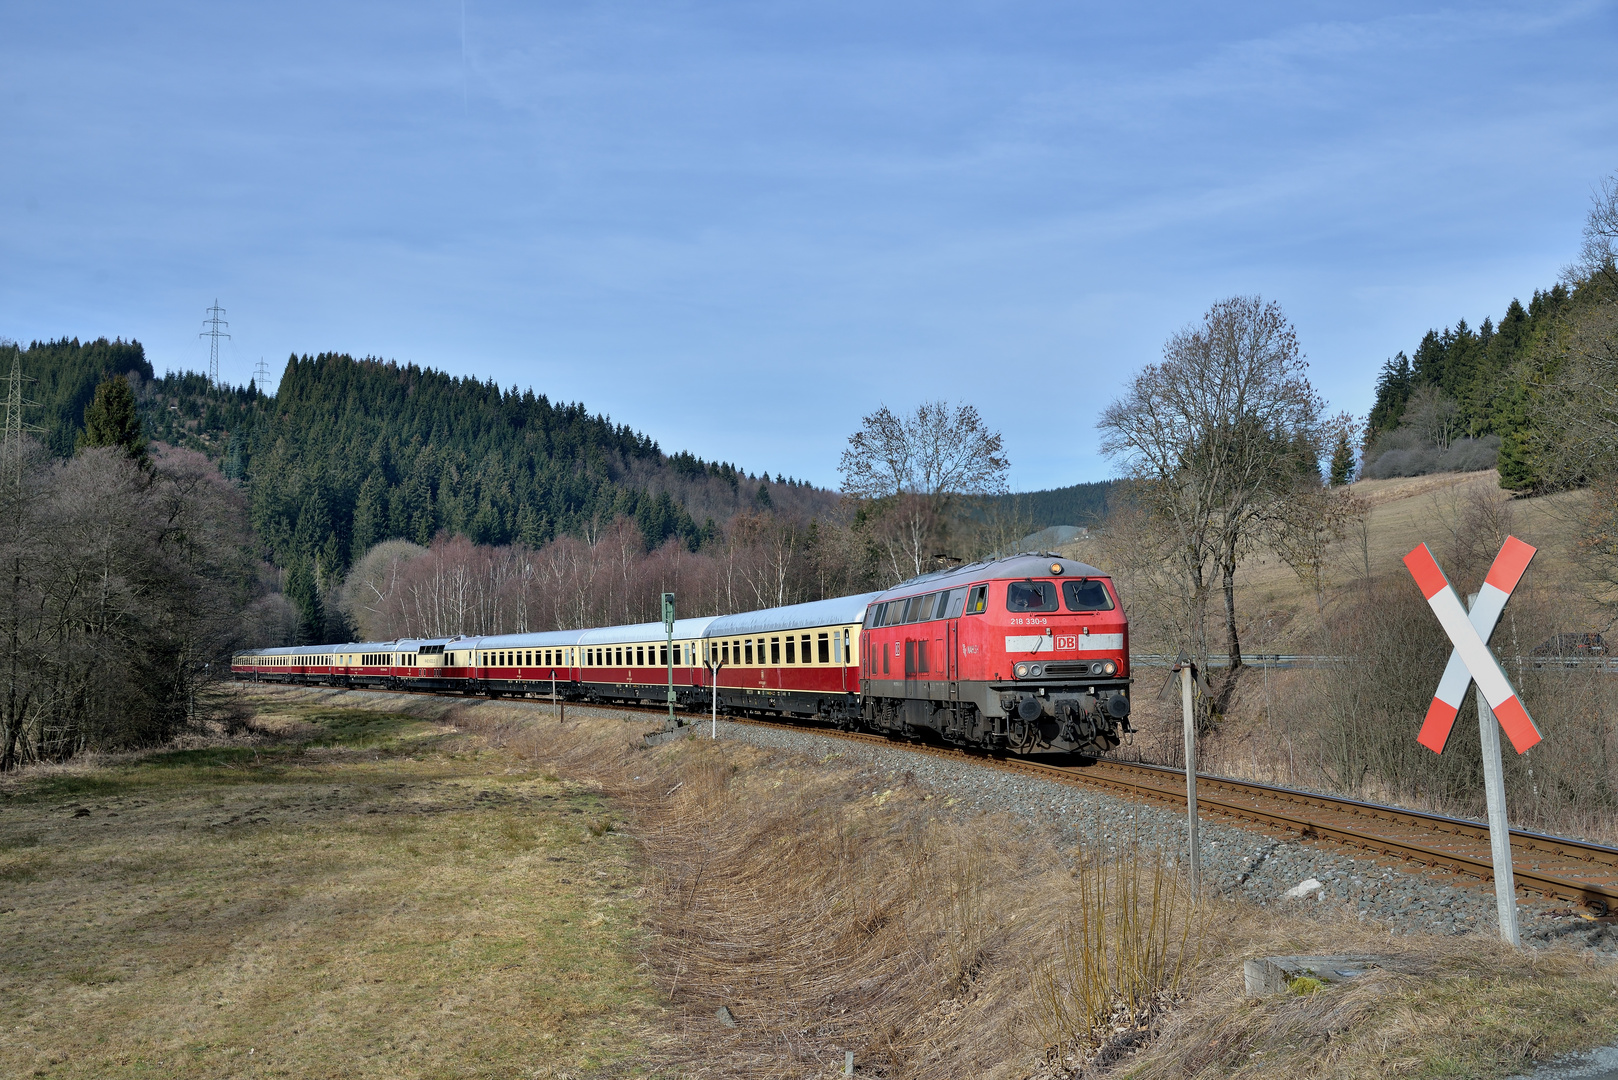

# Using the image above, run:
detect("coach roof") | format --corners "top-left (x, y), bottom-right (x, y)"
top-left (873, 553), bottom-right (1107, 604)
top-left (578, 616), bottom-right (720, 646)
top-left (706, 593), bottom-right (882, 637)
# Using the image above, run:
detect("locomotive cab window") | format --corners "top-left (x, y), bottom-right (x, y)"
top-left (965, 585), bottom-right (988, 615)
top-left (1006, 581), bottom-right (1059, 613)
top-left (1063, 579), bottom-right (1115, 611)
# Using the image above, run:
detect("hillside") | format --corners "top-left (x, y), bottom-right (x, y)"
top-left (6, 341), bottom-right (836, 574)
top-left (977, 479), bottom-right (1113, 532)
top-left (1057, 469), bottom-right (1600, 654)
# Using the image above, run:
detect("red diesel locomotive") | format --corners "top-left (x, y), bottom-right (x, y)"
top-left (860, 552), bottom-right (1131, 756)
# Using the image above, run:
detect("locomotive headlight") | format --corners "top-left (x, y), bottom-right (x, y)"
top-left (1102, 660), bottom-right (1118, 675)
top-left (1014, 663), bottom-right (1029, 679)
top-left (1028, 663), bottom-right (1042, 677)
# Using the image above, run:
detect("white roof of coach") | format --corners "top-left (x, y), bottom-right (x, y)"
top-left (577, 616), bottom-right (720, 646)
top-left (705, 592), bottom-right (883, 637)
top-left (460, 629), bottom-right (587, 650)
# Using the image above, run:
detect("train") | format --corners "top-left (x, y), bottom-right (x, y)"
top-left (232, 552), bottom-right (1133, 757)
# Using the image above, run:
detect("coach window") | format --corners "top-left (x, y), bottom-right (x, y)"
top-left (1006, 581), bottom-right (1059, 613)
top-left (741, 640), bottom-right (751, 664)
top-left (834, 631), bottom-right (844, 663)
top-left (785, 636), bottom-right (796, 664)
top-left (817, 633), bottom-right (830, 664)
top-left (769, 637), bottom-right (779, 664)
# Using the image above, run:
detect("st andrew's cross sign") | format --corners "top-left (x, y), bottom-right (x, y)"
top-left (1404, 535), bottom-right (1541, 754)
top-left (1403, 534), bottom-right (1540, 945)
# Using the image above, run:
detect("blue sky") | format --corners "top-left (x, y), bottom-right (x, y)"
top-left (2, 2), bottom-right (1614, 491)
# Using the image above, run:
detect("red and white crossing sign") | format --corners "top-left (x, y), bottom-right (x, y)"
top-left (1404, 536), bottom-right (1542, 755)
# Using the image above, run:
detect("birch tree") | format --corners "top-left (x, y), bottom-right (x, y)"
top-left (838, 401), bottom-right (1010, 579)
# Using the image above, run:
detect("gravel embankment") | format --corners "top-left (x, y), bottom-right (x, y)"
top-left (695, 719), bottom-right (1618, 951)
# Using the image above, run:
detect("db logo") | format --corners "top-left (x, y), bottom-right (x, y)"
top-left (1055, 635), bottom-right (1078, 650)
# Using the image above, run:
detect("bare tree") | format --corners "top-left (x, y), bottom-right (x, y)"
top-left (1567, 170), bottom-right (1618, 289)
top-left (1530, 300), bottom-right (1618, 490)
top-left (1100, 296), bottom-right (1326, 713)
top-left (838, 401), bottom-right (1010, 579)
top-left (1401, 384), bottom-right (1460, 450)
top-left (1262, 483), bottom-right (1365, 612)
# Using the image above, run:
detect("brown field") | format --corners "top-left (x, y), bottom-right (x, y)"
top-left (0, 689), bottom-right (659, 1080)
top-left (7, 679), bottom-right (1618, 1079)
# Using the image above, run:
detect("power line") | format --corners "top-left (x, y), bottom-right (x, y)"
top-left (199, 300), bottom-right (230, 386)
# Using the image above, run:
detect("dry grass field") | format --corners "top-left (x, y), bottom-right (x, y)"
top-left (619, 729), bottom-right (1618, 1080)
top-left (0, 689), bottom-right (659, 1079)
top-left (8, 683), bottom-right (1618, 1079)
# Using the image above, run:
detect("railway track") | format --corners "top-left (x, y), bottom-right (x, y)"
top-left (713, 716), bottom-right (1618, 911)
top-left (254, 680), bottom-right (1618, 910)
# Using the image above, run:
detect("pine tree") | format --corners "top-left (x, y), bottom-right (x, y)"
top-left (1328, 429), bottom-right (1356, 486)
top-left (77, 375), bottom-right (149, 468)
top-left (284, 558), bottom-right (325, 644)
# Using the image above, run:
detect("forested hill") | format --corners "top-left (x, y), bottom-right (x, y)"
top-left (980, 480), bottom-right (1113, 530)
top-left (1362, 265), bottom-right (1612, 489)
top-left (4, 337), bottom-right (156, 457)
top-left (8, 342), bottom-right (832, 577)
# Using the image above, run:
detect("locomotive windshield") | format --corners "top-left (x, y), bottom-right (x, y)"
top-left (1062, 579), bottom-right (1115, 611)
top-left (1005, 581), bottom-right (1059, 612)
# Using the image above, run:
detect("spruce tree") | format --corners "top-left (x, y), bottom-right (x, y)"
top-left (1328, 430), bottom-right (1356, 486)
top-left (284, 558), bottom-right (325, 644)
top-left (77, 374), bottom-right (149, 468)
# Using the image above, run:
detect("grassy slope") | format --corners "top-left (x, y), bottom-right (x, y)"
top-left (1059, 469), bottom-right (1599, 653)
top-left (0, 690), bottom-right (657, 1080)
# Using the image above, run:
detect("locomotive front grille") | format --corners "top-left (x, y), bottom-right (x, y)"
top-left (1041, 661), bottom-right (1113, 677)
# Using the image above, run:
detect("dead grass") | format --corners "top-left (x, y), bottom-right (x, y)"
top-left (584, 731), bottom-right (1618, 1080)
top-left (0, 687), bottom-right (658, 1080)
top-left (13, 685), bottom-right (1618, 1079)
top-left (1114, 910), bottom-right (1618, 1079)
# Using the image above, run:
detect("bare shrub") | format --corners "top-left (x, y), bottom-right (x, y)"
top-left (1032, 838), bottom-right (1201, 1069)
